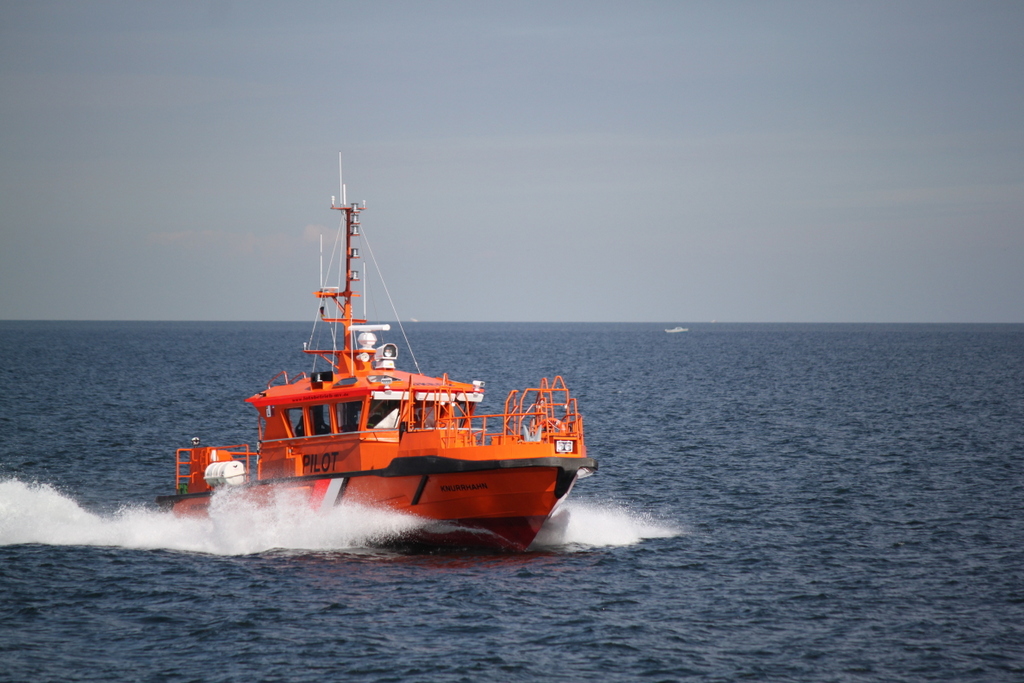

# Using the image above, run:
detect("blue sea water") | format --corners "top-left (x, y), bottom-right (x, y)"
top-left (1, 321), bottom-right (1023, 682)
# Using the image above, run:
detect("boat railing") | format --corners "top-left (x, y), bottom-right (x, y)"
top-left (419, 375), bottom-right (583, 449)
top-left (175, 443), bottom-right (257, 495)
top-left (266, 370), bottom-right (308, 390)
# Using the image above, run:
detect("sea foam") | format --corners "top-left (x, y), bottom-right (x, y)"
top-left (533, 501), bottom-right (681, 549)
top-left (0, 478), bottom-right (678, 555)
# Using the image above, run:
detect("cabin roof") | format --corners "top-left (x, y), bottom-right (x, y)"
top-left (245, 370), bottom-right (478, 407)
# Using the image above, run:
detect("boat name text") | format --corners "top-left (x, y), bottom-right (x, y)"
top-left (440, 483), bottom-right (488, 493)
top-left (302, 451), bottom-right (339, 474)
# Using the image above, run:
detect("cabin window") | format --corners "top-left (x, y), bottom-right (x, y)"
top-left (260, 407), bottom-right (290, 440)
top-left (310, 404), bottom-right (332, 435)
top-left (286, 407), bottom-right (305, 437)
top-left (414, 403), bottom-right (436, 429)
top-left (336, 400), bottom-right (362, 432)
top-left (448, 400), bottom-right (471, 427)
top-left (367, 399), bottom-right (401, 430)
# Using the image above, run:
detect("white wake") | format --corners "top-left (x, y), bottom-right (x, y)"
top-left (532, 501), bottom-right (681, 549)
top-left (0, 478), bottom-right (679, 556)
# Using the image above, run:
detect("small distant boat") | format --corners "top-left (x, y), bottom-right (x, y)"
top-left (665, 327), bottom-right (689, 333)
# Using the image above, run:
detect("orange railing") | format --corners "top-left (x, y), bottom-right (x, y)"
top-left (407, 376), bottom-right (583, 449)
top-left (266, 370), bottom-right (307, 390)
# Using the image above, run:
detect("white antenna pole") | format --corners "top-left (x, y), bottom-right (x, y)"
top-left (319, 233), bottom-right (323, 288)
top-left (339, 152), bottom-right (346, 206)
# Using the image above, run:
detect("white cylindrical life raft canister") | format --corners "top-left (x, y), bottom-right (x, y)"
top-left (203, 460), bottom-right (247, 487)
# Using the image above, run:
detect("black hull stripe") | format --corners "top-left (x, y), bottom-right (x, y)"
top-left (156, 456), bottom-right (597, 507)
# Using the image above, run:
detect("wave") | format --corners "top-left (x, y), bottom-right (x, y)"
top-left (532, 501), bottom-right (681, 549)
top-left (0, 478), bottom-right (679, 556)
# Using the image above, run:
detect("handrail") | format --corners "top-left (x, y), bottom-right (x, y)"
top-left (404, 375), bottom-right (583, 448)
top-left (266, 370), bottom-right (309, 390)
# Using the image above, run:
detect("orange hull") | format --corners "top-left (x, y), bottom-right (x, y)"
top-left (158, 458), bottom-right (593, 551)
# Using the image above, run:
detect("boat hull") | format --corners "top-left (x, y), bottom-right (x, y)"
top-left (157, 456), bottom-right (596, 551)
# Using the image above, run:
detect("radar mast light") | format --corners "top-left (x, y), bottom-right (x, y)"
top-left (373, 342), bottom-right (398, 370)
top-left (375, 343), bottom-right (398, 360)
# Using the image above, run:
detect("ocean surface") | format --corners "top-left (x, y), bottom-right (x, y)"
top-left (1, 321), bottom-right (1022, 682)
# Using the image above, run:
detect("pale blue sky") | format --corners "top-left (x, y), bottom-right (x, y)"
top-left (2, 1), bottom-right (1022, 322)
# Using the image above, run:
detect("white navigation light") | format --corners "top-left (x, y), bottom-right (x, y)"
top-left (357, 332), bottom-right (377, 350)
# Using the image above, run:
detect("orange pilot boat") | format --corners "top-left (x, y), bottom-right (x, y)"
top-left (156, 169), bottom-right (597, 551)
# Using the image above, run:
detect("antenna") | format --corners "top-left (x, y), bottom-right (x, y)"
top-left (319, 233), bottom-right (323, 288)
top-left (338, 152), bottom-right (346, 206)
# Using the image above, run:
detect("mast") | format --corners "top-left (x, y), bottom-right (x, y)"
top-left (307, 159), bottom-right (390, 376)
top-left (307, 193), bottom-right (366, 374)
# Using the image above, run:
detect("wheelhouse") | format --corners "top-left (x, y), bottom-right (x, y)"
top-left (254, 380), bottom-right (485, 442)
